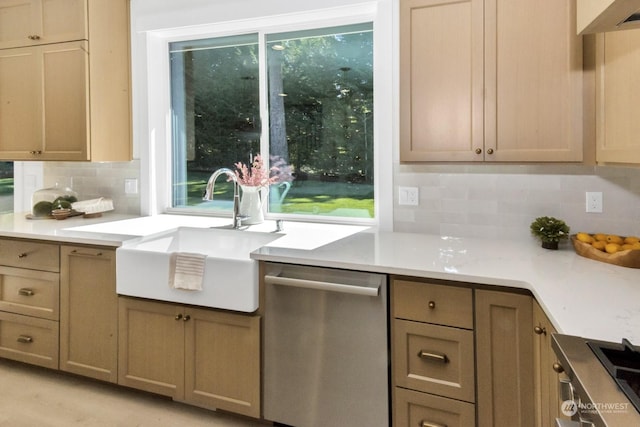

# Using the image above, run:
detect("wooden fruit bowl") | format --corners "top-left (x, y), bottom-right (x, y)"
top-left (571, 235), bottom-right (640, 269)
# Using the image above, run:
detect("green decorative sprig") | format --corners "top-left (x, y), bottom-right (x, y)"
top-left (530, 216), bottom-right (570, 243)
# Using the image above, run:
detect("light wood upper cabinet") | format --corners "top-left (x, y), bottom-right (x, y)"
top-left (400, 0), bottom-right (583, 162)
top-left (0, 41), bottom-right (89, 160)
top-left (60, 246), bottom-right (118, 383)
top-left (400, 0), bottom-right (484, 162)
top-left (0, 0), bottom-right (131, 161)
top-left (595, 28), bottom-right (640, 164)
top-left (0, 0), bottom-right (87, 49)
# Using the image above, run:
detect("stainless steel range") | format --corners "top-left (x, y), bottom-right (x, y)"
top-left (552, 334), bottom-right (640, 426)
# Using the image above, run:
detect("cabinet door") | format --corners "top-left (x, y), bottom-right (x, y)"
top-left (60, 246), bottom-right (117, 383)
top-left (533, 301), bottom-right (564, 426)
top-left (0, 41), bottom-right (89, 160)
top-left (0, 45), bottom-right (42, 154)
top-left (475, 290), bottom-right (535, 427)
top-left (184, 308), bottom-right (261, 418)
top-left (595, 29), bottom-right (640, 164)
top-left (0, 0), bottom-right (87, 49)
top-left (118, 297), bottom-right (185, 398)
top-left (485, 0), bottom-right (583, 161)
top-left (399, 0), bottom-right (484, 161)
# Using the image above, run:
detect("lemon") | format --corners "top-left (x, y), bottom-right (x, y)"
top-left (622, 244), bottom-right (634, 251)
top-left (605, 243), bottom-right (622, 254)
top-left (576, 232), bottom-right (594, 243)
top-left (624, 236), bottom-right (640, 245)
top-left (594, 233), bottom-right (608, 241)
top-left (592, 241), bottom-right (607, 251)
top-left (607, 235), bottom-right (624, 244)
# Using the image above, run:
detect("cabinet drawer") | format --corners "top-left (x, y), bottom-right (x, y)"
top-left (393, 280), bottom-right (473, 329)
top-left (0, 311), bottom-right (58, 369)
top-left (394, 319), bottom-right (475, 402)
top-left (0, 266), bottom-right (59, 320)
top-left (394, 387), bottom-right (475, 427)
top-left (0, 240), bottom-right (59, 272)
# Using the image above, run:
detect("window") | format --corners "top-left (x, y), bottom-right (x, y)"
top-left (169, 23), bottom-right (374, 221)
top-left (0, 162), bottom-right (13, 214)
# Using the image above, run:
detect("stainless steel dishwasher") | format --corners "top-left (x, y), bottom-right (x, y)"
top-left (263, 262), bottom-right (389, 427)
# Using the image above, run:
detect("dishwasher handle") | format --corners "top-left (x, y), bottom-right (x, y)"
top-left (264, 272), bottom-right (380, 297)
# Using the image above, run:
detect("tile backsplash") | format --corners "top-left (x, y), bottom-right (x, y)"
top-left (43, 161), bottom-right (141, 215)
top-left (43, 161), bottom-right (640, 240)
top-left (394, 164), bottom-right (640, 240)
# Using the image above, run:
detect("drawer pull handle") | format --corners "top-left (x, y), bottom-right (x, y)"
top-left (17, 253), bottom-right (28, 258)
top-left (428, 301), bottom-right (436, 309)
top-left (18, 288), bottom-right (34, 297)
top-left (419, 350), bottom-right (449, 363)
top-left (28, 35), bottom-right (41, 40)
top-left (17, 335), bottom-right (33, 344)
top-left (70, 250), bottom-right (103, 257)
top-left (421, 421), bottom-right (447, 427)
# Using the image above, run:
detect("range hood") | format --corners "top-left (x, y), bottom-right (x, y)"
top-left (577, 0), bottom-right (640, 34)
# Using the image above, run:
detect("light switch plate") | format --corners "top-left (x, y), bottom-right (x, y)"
top-left (398, 186), bottom-right (419, 206)
top-left (125, 178), bottom-right (138, 195)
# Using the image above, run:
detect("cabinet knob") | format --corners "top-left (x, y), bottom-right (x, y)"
top-left (18, 288), bottom-right (34, 297)
top-left (17, 335), bottom-right (33, 344)
top-left (183, 315), bottom-right (191, 321)
top-left (428, 301), bottom-right (436, 309)
top-left (475, 148), bottom-right (482, 155)
top-left (534, 325), bottom-right (547, 336)
top-left (175, 314), bottom-right (183, 321)
top-left (552, 362), bottom-right (565, 373)
top-left (486, 148), bottom-right (494, 155)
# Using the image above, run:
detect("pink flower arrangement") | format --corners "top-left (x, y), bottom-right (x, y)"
top-left (233, 154), bottom-right (280, 187)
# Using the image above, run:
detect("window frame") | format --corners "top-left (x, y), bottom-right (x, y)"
top-left (134, 2), bottom-right (393, 228)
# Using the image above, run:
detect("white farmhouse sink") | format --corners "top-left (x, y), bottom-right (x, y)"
top-left (116, 227), bottom-right (283, 312)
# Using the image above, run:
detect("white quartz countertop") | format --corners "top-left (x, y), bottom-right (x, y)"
top-left (252, 230), bottom-right (640, 344)
top-left (0, 213), bottom-right (637, 344)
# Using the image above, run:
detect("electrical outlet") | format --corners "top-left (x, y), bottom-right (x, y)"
top-left (398, 186), bottom-right (419, 206)
top-left (586, 192), bottom-right (603, 213)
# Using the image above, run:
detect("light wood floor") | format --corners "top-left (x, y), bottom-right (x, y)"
top-left (0, 359), bottom-right (267, 427)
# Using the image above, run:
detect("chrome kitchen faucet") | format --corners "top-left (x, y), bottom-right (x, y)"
top-left (203, 168), bottom-right (245, 229)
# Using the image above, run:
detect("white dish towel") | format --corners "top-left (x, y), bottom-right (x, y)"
top-left (169, 252), bottom-right (206, 291)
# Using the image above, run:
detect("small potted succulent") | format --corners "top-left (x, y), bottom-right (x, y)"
top-left (530, 216), bottom-right (570, 250)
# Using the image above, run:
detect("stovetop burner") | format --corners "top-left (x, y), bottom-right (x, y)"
top-left (588, 338), bottom-right (640, 413)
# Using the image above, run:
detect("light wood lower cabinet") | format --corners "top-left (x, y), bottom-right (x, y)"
top-left (59, 246), bottom-right (117, 383)
top-left (392, 278), bottom-right (475, 426)
top-left (475, 289), bottom-right (535, 427)
top-left (533, 300), bottom-right (565, 426)
top-left (118, 297), bottom-right (261, 418)
top-left (0, 238), bottom-right (60, 369)
top-left (395, 387), bottom-right (476, 427)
